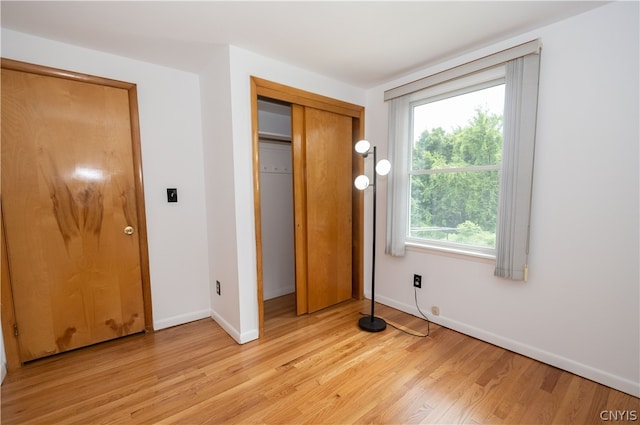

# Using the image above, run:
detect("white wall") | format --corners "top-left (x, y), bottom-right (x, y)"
top-left (259, 142), bottom-right (295, 300)
top-left (1, 29), bottom-right (212, 331)
top-left (199, 46), bottom-right (243, 339)
top-left (365, 1), bottom-right (639, 396)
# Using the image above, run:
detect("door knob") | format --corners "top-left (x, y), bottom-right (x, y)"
top-left (124, 226), bottom-right (135, 235)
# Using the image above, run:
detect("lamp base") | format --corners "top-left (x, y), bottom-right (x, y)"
top-left (358, 316), bottom-right (387, 332)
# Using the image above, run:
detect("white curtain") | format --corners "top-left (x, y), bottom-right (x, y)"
top-left (385, 96), bottom-right (410, 256)
top-left (494, 54), bottom-right (541, 280)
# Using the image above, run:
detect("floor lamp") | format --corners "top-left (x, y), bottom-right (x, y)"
top-left (354, 139), bottom-right (391, 332)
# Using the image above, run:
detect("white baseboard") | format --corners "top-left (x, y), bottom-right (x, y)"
top-left (153, 309), bottom-right (211, 331)
top-left (375, 294), bottom-right (640, 398)
top-left (209, 310), bottom-right (259, 345)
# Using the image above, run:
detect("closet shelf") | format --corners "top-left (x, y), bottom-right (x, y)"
top-left (258, 131), bottom-right (291, 142)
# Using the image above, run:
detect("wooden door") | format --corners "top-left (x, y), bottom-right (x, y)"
top-left (1, 63), bottom-right (148, 362)
top-left (293, 106), bottom-right (353, 313)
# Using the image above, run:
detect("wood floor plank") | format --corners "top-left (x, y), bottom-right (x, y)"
top-left (1, 295), bottom-right (638, 424)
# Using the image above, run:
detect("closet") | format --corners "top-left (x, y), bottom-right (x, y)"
top-left (257, 99), bottom-right (295, 302)
top-left (252, 77), bottom-right (365, 335)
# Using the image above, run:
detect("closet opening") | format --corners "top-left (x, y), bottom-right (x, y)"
top-left (257, 97), bottom-right (296, 320)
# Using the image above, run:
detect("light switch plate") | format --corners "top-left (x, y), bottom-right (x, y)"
top-left (167, 188), bottom-right (178, 203)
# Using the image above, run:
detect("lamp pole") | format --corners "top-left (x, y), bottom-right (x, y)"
top-left (358, 145), bottom-right (387, 332)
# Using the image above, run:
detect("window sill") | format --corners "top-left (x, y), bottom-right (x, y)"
top-left (405, 241), bottom-right (496, 263)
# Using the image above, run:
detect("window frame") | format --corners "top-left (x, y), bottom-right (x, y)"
top-left (404, 65), bottom-right (506, 258)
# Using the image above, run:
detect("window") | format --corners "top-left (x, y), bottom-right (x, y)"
top-left (384, 40), bottom-right (541, 280)
top-left (408, 69), bottom-right (505, 254)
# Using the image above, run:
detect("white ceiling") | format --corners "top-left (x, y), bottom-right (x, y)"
top-left (1, 1), bottom-right (608, 88)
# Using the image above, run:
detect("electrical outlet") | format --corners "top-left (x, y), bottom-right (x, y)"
top-left (432, 306), bottom-right (440, 316)
top-left (413, 274), bottom-right (422, 288)
top-left (216, 280), bottom-right (221, 295)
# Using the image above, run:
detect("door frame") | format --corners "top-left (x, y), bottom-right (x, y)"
top-left (250, 77), bottom-right (365, 336)
top-left (0, 58), bottom-right (154, 368)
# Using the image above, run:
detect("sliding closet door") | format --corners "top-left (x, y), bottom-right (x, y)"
top-left (293, 106), bottom-right (353, 313)
top-left (252, 77), bottom-right (364, 332)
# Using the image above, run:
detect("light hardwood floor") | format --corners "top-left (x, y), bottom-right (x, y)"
top-left (1, 295), bottom-right (638, 424)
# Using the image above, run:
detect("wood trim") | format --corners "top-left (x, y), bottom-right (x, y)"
top-left (252, 77), bottom-right (363, 118)
top-left (1, 58), bottom-right (134, 90)
top-left (291, 105), bottom-right (308, 315)
top-left (250, 79), bottom-right (265, 336)
top-left (352, 119), bottom-right (365, 300)
top-left (0, 205), bottom-right (21, 371)
top-left (127, 86), bottom-right (154, 333)
top-left (0, 59), bottom-right (154, 368)
top-left (252, 77), bottom-right (365, 335)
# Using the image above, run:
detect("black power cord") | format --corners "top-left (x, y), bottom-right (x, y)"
top-left (413, 286), bottom-right (431, 337)
top-left (360, 287), bottom-right (431, 338)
